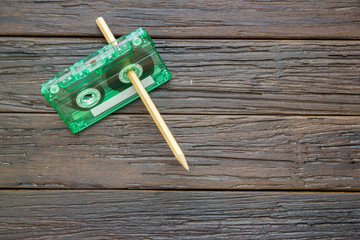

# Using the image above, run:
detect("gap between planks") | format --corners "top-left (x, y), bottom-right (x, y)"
top-left (1, 112), bottom-right (360, 117)
top-left (0, 188), bottom-right (360, 193)
top-left (1, 35), bottom-right (360, 41)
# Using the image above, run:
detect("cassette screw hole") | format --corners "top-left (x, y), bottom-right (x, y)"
top-left (132, 37), bottom-right (142, 47)
top-left (50, 84), bottom-right (59, 94)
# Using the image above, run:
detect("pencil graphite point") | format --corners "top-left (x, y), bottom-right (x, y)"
top-left (177, 153), bottom-right (190, 172)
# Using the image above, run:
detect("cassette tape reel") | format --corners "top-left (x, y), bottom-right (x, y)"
top-left (41, 28), bottom-right (171, 133)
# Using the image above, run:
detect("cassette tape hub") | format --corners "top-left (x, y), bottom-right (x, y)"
top-left (41, 28), bottom-right (171, 133)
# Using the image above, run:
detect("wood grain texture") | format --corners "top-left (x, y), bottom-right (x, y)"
top-left (0, 0), bottom-right (359, 39)
top-left (0, 190), bottom-right (359, 239)
top-left (1, 1), bottom-right (359, 238)
top-left (1, 38), bottom-right (360, 115)
top-left (1, 114), bottom-right (359, 190)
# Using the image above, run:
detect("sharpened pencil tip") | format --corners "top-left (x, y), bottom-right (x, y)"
top-left (187, 169), bottom-right (191, 173)
top-left (176, 153), bottom-right (189, 172)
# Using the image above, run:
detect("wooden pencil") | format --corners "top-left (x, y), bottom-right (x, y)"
top-left (96, 17), bottom-right (190, 172)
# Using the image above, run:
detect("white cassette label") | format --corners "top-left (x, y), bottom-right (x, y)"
top-left (90, 76), bottom-right (155, 117)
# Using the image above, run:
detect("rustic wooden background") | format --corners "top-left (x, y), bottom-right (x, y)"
top-left (1, 0), bottom-right (359, 239)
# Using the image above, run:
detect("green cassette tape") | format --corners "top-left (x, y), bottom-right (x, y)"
top-left (41, 28), bottom-right (171, 133)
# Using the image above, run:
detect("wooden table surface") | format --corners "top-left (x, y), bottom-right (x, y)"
top-left (1, 1), bottom-right (359, 239)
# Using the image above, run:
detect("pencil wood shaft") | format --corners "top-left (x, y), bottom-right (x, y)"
top-left (95, 17), bottom-right (189, 171)
top-left (96, 17), bottom-right (115, 43)
top-left (126, 70), bottom-right (189, 171)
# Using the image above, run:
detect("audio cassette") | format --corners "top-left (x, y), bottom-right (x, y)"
top-left (41, 28), bottom-right (171, 133)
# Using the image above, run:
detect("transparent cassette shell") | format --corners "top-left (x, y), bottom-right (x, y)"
top-left (41, 28), bottom-right (171, 133)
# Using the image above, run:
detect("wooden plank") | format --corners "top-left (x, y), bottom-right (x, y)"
top-left (1, 114), bottom-right (359, 190)
top-left (0, 0), bottom-right (359, 39)
top-left (1, 38), bottom-right (360, 115)
top-left (0, 190), bottom-right (359, 239)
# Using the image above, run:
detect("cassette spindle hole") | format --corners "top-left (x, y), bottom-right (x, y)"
top-left (118, 63), bottom-right (143, 84)
top-left (83, 93), bottom-right (94, 102)
top-left (76, 88), bottom-right (101, 109)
